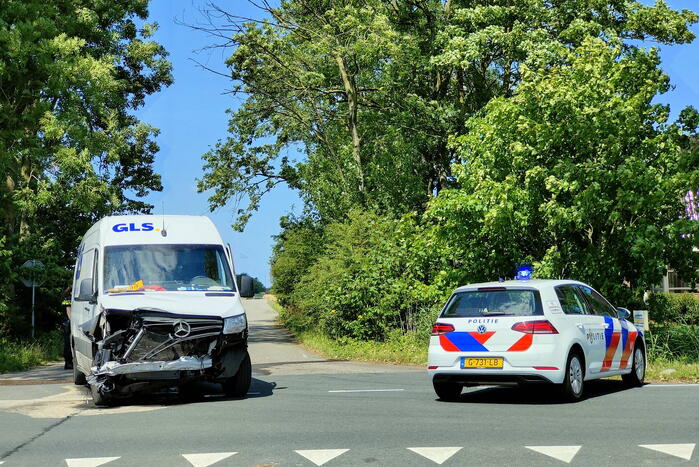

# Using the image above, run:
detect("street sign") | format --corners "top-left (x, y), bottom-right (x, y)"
top-left (633, 310), bottom-right (650, 332)
top-left (20, 259), bottom-right (45, 287)
top-left (19, 259), bottom-right (45, 337)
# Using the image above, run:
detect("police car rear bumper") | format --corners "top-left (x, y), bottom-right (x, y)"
top-left (432, 372), bottom-right (554, 386)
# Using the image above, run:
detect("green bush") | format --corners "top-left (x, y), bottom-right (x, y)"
top-left (646, 324), bottom-right (699, 362)
top-left (277, 210), bottom-right (451, 341)
top-left (0, 330), bottom-right (63, 374)
top-left (647, 292), bottom-right (699, 325)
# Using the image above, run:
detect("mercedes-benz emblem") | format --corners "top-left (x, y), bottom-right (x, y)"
top-left (477, 324), bottom-right (487, 334)
top-left (173, 320), bottom-right (191, 338)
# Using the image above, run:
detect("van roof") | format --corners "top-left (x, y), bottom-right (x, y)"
top-left (83, 215), bottom-right (225, 247)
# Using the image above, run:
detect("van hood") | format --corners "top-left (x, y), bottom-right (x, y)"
top-left (99, 292), bottom-right (245, 319)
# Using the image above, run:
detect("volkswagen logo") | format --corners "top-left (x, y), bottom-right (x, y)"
top-left (477, 324), bottom-right (487, 334)
top-left (172, 320), bottom-right (191, 338)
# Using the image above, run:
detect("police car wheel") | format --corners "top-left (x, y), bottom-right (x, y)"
top-left (561, 352), bottom-right (584, 402)
top-left (622, 344), bottom-right (645, 387)
top-left (223, 351), bottom-right (251, 398)
top-left (433, 381), bottom-right (462, 401)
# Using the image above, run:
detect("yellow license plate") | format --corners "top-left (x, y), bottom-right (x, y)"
top-left (462, 357), bottom-right (503, 369)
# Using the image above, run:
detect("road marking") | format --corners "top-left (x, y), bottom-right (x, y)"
top-left (407, 447), bottom-right (462, 465)
top-left (65, 457), bottom-right (120, 467)
top-left (327, 389), bottom-right (404, 393)
top-left (295, 449), bottom-right (349, 466)
top-left (182, 452), bottom-right (237, 467)
top-left (525, 445), bottom-right (581, 463)
top-left (639, 443), bottom-right (695, 460)
top-left (645, 384), bottom-right (699, 387)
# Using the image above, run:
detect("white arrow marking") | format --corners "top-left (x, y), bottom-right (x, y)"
top-left (639, 444), bottom-right (695, 460)
top-left (295, 449), bottom-right (349, 466)
top-left (182, 452), bottom-right (237, 467)
top-left (407, 447), bottom-right (462, 465)
top-left (525, 446), bottom-right (581, 463)
top-left (65, 457), bottom-right (120, 467)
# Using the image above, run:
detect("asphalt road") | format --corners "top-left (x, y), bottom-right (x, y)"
top-left (0, 298), bottom-right (696, 466)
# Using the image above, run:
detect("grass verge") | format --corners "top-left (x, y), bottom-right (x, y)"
top-left (265, 295), bottom-right (698, 382)
top-left (0, 331), bottom-right (64, 374)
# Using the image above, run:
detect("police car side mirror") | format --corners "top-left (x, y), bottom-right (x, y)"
top-left (616, 307), bottom-right (631, 320)
top-left (77, 278), bottom-right (96, 302)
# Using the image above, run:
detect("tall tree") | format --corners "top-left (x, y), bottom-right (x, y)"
top-left (0, 0), bottom-right (172, 334)
top-left (197, 0), bottom-right (696, 230)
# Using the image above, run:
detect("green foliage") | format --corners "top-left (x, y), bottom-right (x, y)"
top-left (280, 210), bottom-right (448, 340)
top-left (429, 37), bottom-right (699, 304)
top-left (648, 292), bottom-right (699, 325)
top-left (646, 324), bottom-right (699, 362)
top-left (0, 330), bottom-right (63, 374)
top-left (0, 0), bottom-right (172, 336)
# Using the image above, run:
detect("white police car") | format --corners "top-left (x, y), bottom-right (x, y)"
top-left (428, 276), bottom-right (646, 401)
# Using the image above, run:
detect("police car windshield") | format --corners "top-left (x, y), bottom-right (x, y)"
top-left (442, 289), bottom-right (543, 317)
top-left (103, 244), bottom-right (234, 292)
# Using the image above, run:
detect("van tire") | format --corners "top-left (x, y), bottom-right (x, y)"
top-left (433, 381), bottom-right (462, 401)
top-left (90, 384), bottom-right (113, 407)
top-left (561, 351), bottom-right (585, 402)
top-left (72, 348), bottom-right (86, 386)
top-left (222, 351), bottom-right (251, 398)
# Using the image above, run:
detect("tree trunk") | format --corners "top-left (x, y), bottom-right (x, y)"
top-left (335, 55), bottom-right (366, 197)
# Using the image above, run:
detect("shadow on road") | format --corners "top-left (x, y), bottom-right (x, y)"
top-left (441, 379), bottom-right (633, 405)
top-left (247, 323), bottom-right (298, 344)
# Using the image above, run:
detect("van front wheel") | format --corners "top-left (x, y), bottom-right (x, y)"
top-left (72, 348), bottom-right (86, 386)
top-left (222, 351), bottom-right (251, 398)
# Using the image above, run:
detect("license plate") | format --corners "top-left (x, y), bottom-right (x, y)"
top-left (461, 357), bottom-right (503, 369)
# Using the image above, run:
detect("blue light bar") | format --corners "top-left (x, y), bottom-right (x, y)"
top-left (515, 265), bottom-right (533, 281)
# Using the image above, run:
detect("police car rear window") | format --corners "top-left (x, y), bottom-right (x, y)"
top-left (442, 290), bottom-right (544, 317)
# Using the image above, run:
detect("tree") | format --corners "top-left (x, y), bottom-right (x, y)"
top-left (197, 0), bottom-right (697, 230)
top-left (428, 36), bottom-right (699, 303)
top-left (0, 0), bottom-right (172, 335)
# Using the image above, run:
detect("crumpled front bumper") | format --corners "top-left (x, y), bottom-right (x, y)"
top-left (91, 356), bottom-right (213, 376)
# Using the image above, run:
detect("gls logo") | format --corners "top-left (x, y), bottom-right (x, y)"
top-left (112, 222), bottom-right (156, 233)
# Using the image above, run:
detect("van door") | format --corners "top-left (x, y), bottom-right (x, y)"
top-left (72, 247), bottom-right (98, 370)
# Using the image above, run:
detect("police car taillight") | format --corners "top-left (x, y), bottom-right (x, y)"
top-left (431, 323), bottom-right (455, 335)
top-left (511, 320), bottom-right (559, 334)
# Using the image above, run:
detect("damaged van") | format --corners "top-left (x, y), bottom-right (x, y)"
top-left (70, 215), bottom-right (251, 406)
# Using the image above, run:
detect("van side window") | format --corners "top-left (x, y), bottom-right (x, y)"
top-left (74, 249), bottom-right (96, 299)
top-left (555, 285), bottom-right (589, 315)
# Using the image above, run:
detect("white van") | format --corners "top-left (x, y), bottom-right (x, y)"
top-left (70, 215), bottom-right (252, 405)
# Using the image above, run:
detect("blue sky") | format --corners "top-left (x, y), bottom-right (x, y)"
top-left (137, 0), bottom-right (699, 287)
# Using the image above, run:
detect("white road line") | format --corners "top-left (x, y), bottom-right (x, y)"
top-left (65, 457), bottom-right (120, 467)
top-left (407, 447), bottom-right (462, 465)
top-left (644, 384), bottom-right (699, 387)
top-left (295, 449), bottom-right (349, 466)
top-left (182, 452), bottom-right (237, 467)
top-left (328, 389), bottom-right (405, 393)
top-left (525, 446), bottom-right (582, 464)
top-left (639, 444), bottom-right (695, 460)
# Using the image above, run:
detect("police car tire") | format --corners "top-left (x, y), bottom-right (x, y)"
top-left (561, 352), bottom-right (584, 402)
top-left (621, 343), bottom-right (645, 387)
top-left (72, 348), bottom-right (86, 386)
top-left (433, 381), bottom-right (462, 401)
top-left (223, 351), bottom-right (251, 398)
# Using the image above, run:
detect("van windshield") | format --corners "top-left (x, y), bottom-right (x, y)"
top-left (441, 289), bottom-right (543, 317)
top-left (103, 244), bottom-right (234, 292)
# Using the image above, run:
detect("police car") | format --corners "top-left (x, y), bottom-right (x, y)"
top-left (428, 274), bottom-right (646, 401)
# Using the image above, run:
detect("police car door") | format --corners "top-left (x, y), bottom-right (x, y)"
top-left (578, 285), bottom-right (622, 374)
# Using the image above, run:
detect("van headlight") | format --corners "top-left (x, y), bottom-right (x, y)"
top-left (223, 314), bottom-right (247, 334)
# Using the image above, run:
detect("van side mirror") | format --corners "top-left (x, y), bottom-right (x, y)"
top-left (616, 307), bottom-right (631, 320)
top-left (237, 274), bottom-right (254, 298)
top-left (77, 278), bottom-right (96, 302)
